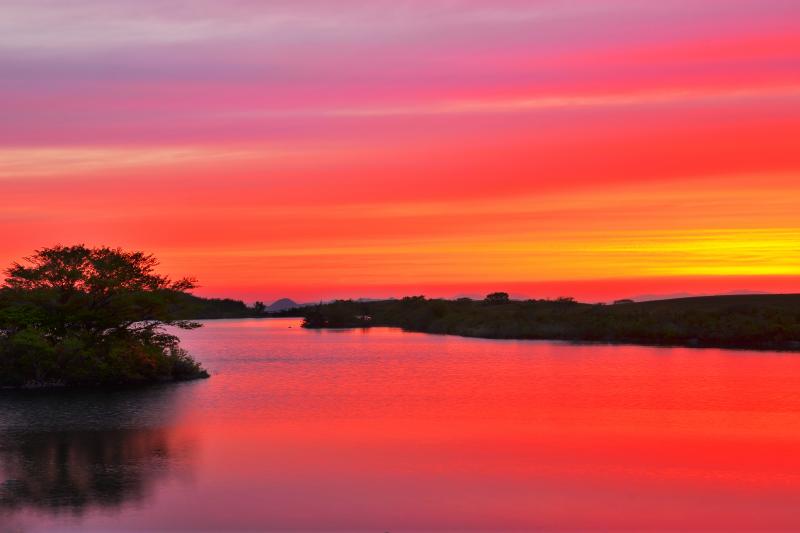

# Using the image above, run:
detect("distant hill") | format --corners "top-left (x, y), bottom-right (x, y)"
top-left (629, 290), bottom-right (770, 302)
top-left (267, 298), bottom-right (303, 312)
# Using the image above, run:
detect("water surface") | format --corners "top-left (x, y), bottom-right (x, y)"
top-left (3, 318), bottom-right (800, 531)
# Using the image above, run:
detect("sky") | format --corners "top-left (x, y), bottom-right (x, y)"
top-left (2, 0), bottom-right (800, 303)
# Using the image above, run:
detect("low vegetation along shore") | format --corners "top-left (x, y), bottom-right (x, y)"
top-left (293, 293), bottom-right (800, 351)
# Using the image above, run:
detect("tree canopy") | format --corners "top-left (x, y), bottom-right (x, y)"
top-left (0, 245), bottom-right (208, 387)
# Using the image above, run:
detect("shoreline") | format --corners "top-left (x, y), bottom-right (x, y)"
top-left (302, 323), bottom-right (800, 353)
top-left (295, 293), bottom-right (800, 354)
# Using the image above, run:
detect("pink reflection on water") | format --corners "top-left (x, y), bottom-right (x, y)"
top-left (8, 318), bottom-right (800, 531)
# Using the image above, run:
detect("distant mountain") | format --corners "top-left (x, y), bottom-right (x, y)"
top-left (627, 292), bottom-right (695, 302)
top-left (267, 298), bottom-right (303, 312)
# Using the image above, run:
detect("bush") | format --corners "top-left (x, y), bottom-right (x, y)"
top-left (0, 245), bottom-right (209, 388)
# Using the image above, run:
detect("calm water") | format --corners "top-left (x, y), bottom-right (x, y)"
top-left (3, 318), bottom-right (800, 531)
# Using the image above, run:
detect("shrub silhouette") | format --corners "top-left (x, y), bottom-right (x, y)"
top-left (484, 292), bottom-right (510, 303)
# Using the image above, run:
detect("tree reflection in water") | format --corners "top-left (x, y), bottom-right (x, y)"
top-left (0, 385), bottom-right (197, 516)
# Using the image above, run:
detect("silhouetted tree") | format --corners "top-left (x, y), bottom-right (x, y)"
top-left (0, 245), bottom-right (208, 386)
top-left (484, 292), bottom-right (510, 303)
top-left (253, 301), bottom-right (267, 315)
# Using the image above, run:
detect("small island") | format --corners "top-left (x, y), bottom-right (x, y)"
top-left (0, 245), bottom-right (209, 388)
top-left (295, 292), bottom-right (800, 352)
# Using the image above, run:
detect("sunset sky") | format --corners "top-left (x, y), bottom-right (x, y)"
top-left (2, 0), bottom-right (800, 303)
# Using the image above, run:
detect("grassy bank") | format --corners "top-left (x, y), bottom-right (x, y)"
top-left (297, 294), bottom-right (800, 351)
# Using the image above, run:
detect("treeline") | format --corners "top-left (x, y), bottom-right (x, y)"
top-left (171, 294), bottom-right (305, 319)
top-left (171, 293), bottom-right (264, 319)
top-left (298, 293), bottom-right (800, 351)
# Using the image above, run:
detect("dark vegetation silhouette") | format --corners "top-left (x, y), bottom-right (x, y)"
top-left (0, 245), bottom-right (208, 387)
top-left (171, 292), bottom-right (263, 319)
top-left (296, 294), bottom-right (800, 351)
top-left (485, 292), bottom-right (510, 303)
top-left (170, 295), bottom-right (304, 319)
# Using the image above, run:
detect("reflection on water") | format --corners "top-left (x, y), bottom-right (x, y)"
top-left (1, 428), bottom-right (176, 513)
top-left (0, 386), bottom-right (196, 524)
top-left (4, 318), bottom-right (800, 531)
